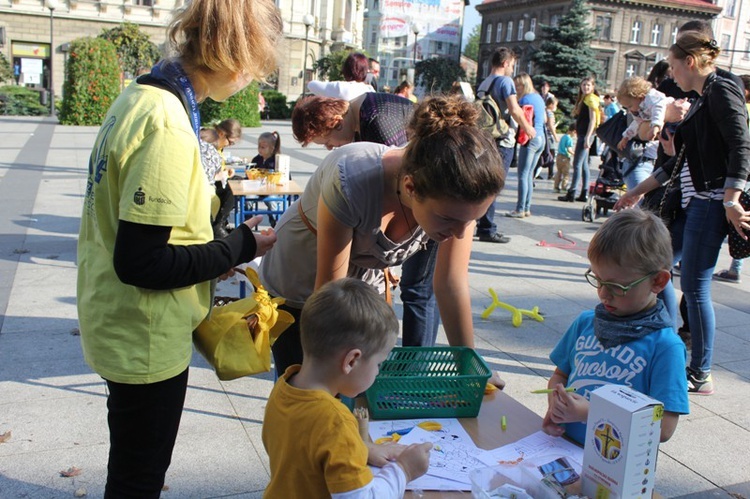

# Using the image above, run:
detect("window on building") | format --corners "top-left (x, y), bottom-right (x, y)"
top-left (485, 23), bottom-right (492, 43)
top-left (482, 59), bottom-right (490, 79)
top-left (651, 23), bottom-right (662, 46)
top-left (517, 19), bottom-right (524, 41)
top-left (550, 14), bottom-right (560, 27)
top-left (506, 21), bottom-right (513, 42)
top-left (721, 34), bottom-right (731, 51)
top-left (744, 39), bottom-right (750, 60)
top-left (530, 18), bottom-right (536, 35)
top-left (631, 20), bottom-right (642, 44)
top-left (626, 61), bottom-right (641, 78)
top-left (671, 25), bottom-right (679, 45)
top-left (495, 23), bottom-right (502, 42)
top-left (372, 0), bottom-right (378, 9)
top-left (726, 0), bottom-right (736, 17)
top-left (598, 57), bottom-right (610, 84)
top-left (437, 41), bottom-right (444, 53)
top-left (596, 16), bottom-right (612, 41)
top-left (370, 28), bottom-right (377, 45)
top-left (134, 0), bottom-right (154, 6)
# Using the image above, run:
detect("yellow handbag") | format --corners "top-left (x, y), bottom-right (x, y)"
top-left (194, 267), bottom-right (295, 380)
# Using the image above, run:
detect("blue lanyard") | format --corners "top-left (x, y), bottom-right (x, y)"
top-left (148, 60), bottom-right (201, 140)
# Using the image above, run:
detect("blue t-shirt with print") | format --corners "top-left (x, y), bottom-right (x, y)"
top-left (519, 93), bottom-right (547, 135)
top-left (549, 309), bottom-right (689, 445)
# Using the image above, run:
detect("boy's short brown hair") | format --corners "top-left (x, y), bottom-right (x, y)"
top-left (588, 209), bottom-right (673, 274)
top-left (300, 279), bottom-right (399, 360)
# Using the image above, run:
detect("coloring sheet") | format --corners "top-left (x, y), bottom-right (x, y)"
top-left (369, 418), bottom-right (484, 490)
top-left (476, 430), bottom-right (584, 472)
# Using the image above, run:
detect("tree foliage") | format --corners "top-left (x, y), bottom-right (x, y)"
top-left (530, 0), bottom-right (601, 125)
top-left (262, 89), bottom-right (292, 119)
top-left (0, 52), bottom-right (13, 84)
top-left (0, 85), bottom-right (49, 116)
top-left (463, 25), bottom-right (480, 62)
top-left (99, 22), bottom-right (161, 77)
top-left (199, 82), bottom-right (261, 127)
top-left (415, 57), bottom-right (466, 95)
top-left (313, 49), bottom-right (359, 82)
top-left (58, 37), bottom-right (121, 126)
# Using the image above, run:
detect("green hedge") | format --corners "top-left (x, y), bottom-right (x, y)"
top-left (59, 37), bottom-right (121, 126)
top-left (0, 85), bottom-right (48, 116)
top-left (261, 89), bottom-right (291, 119)
top-left (199, 82), bottom-right (261, 127)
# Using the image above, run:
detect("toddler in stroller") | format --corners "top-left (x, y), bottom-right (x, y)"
top-left (582, 149), bottom-right (625, 222)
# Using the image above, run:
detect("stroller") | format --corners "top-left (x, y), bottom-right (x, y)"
top-left (582, 148), bottom-right (626, 222)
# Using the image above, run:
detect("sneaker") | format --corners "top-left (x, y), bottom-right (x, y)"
top-left (713, 269), bottom-right (741, 283)
top-left (677, 327), bottom-right (691, 350)
top-left (575, 194), bottom-right (589, 202)
top-left (478, 232), bottom-right (511, 243)
top-left (558, 192), bottom-right (575, 202)
top-left (524, 211), bottom-right (531, 217)
top-left (505, 210), bottom-right (525, 218)
top-left (687, 367), bottom-right (714, 395)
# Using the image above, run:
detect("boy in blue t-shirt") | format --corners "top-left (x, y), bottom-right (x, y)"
top-left (543, 209), bottom-right (689, 445)
top-left (552, 125), bottom-right (576, 192)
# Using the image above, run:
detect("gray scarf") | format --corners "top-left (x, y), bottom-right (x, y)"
top-left (594, 299), bottom-right (672, 349)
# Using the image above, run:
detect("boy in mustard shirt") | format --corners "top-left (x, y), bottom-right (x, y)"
top-left (262, 279), bottom-right (431, 497)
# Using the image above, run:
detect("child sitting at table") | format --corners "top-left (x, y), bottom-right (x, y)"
top-left (262, 278), bottom-right (432, 498)
top-left (542, 209), bottom-right (689, 445)
top-left (250, 131), bottom-right (282, 227)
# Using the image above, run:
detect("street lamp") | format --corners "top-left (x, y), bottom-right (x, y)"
top-left (302, 14), bottom-right (315, 94)
top-left (411, 23), bottom-right (420, 67)
top-left (46, 0), bottom-right (58, 117)
top-left (523, 30), bottom-right (535, 74)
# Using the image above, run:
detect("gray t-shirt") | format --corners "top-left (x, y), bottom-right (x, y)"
top-left (259, 142), bottom-right (429, 308)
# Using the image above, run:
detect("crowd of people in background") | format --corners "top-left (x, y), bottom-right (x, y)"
top-left (74, 5), bottom-right (750, 495)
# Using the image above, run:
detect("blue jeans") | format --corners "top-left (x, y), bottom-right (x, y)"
top-left (660, 198), bottom-right (727, 372)
top-left (567, 135), bottom-right (590, 196)
top-left (477, 145), bottom-right (514, 235)
top-left (622, 156), bottom-right (655, 192)
top-left (400, 238), bottom-right (440, 346)
top-left (516, 134), bottom-right (545, 212)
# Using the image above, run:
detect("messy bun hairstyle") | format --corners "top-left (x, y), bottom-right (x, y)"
top-left (403, 95), bottom-right (505, 202)
top-left (671, 31), bottom-right (720, 71)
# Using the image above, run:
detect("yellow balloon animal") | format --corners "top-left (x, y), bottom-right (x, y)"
top-left (481, 288), bottom-right (544, 327)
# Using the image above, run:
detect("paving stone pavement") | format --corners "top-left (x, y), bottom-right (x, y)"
top-left (0, 116), bottom-right (748, 498)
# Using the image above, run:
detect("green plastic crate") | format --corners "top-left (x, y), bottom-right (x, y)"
top-left (365, 347), bottom-right (491, 419)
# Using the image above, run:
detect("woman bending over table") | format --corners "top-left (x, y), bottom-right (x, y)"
top-left (260, 95), bottom-right (506, 383)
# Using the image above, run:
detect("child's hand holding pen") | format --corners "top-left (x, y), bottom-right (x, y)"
top-left (548, 383), bottom-right (588, 426)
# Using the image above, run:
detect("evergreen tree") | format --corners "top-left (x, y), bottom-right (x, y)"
top-left (99, 23), bottom-right (161, 79)
top-left (463, 25), bottom-right (480, 62)
top-left (531, 0), bottom-right (600, 126)
top-left (415, 57), bottom-right (466, 94)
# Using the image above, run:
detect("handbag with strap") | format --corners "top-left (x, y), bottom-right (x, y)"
top-left (728, 191), bottom-right (750, 259)
top-left (643, 144), bottom-right (686, 229)
top-left (595, 110), bottom-right (629, 157)
top-left (194, 267), bottom-right (295, 380)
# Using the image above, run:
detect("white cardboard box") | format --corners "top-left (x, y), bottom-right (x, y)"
top-left (582, 385), bottom-right (664, 499)
top-left (275, 153), bottom-right (290, 184)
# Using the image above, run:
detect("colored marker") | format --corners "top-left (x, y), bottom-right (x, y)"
top-left (531, 387), bottom-right (576, 394)
top-left (501, 415), bottom-right (507, 431)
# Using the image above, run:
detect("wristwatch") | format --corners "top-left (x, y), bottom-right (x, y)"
top-left (723, 200), bottom-right (737, 208)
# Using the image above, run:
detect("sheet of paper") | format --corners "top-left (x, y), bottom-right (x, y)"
top-left (476, 430), bottom-right (584, 471)
top-left (369, 418), bottom-right (484, 490)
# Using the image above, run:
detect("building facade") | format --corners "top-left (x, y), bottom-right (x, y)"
top-left (362, 0), bottom-right (467, 91)
top-left (0, 0), bottom-right (371, 104)
top-left (474, 0), bottom-right (750, 94)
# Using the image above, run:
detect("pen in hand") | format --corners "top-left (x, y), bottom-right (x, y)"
top-left (531, 387), bottom-right (576, 394)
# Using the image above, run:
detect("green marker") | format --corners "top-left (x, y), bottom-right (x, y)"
top-left (501, 415), bottom-right (507, 431)
top-left (531, 387), bottom-right (576, 394)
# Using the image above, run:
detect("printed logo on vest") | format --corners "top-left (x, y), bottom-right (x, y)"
top-left (134, 187), bottom-right (146, 206)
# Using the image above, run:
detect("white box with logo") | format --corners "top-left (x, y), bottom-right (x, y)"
top-left (275, 153), bottom-right (290, 184)
top-left (582, 385), bottom-right (663, 499)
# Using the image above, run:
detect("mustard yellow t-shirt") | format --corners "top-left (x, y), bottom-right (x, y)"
top-left (262, 366), bottom-right (373, 496)
top-left (77, 82), bottom-right (213, 384)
